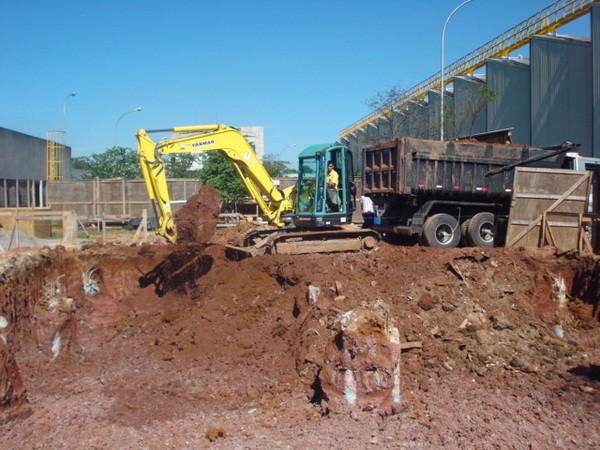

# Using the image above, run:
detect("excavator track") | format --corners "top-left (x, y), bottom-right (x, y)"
top-left (225, 227), bottom-right (381, 259)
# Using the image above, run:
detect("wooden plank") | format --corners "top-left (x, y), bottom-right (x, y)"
top-left (541, 212), bottom-right (547, 246)
top-left (61, 212), bottom-right (78, 245)
top-left (507, 179), bottom-right (587, 247)
top-left (512, 193), bottom-right (587, 201)
top-left (545, 217), bottom-right (557, 247)
top-left (73, 211), bottom-right (90, 239)
top-left (131, 209), bottom-right (148, 245)
top-left (506, 169), bottom-right (590, 249)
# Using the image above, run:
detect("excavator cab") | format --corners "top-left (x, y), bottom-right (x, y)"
top-left (293, 144), bottom-right (356, 228)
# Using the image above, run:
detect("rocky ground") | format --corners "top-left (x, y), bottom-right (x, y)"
top-left (0, 187), bottom-right (599, 449)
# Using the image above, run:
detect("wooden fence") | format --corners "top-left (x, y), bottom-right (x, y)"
top-left (46, 178), bottom-right (201, 220)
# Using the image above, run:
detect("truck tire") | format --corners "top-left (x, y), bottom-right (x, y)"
top-left (421, 213), bottom-right (460, 248)
top-left (460, 219), bottom-right (472, 247)
top-left (466, 212), bottom-right (495, 247)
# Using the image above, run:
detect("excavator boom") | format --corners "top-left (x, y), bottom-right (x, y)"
top-left (137, 124), bottom-right (294, 242)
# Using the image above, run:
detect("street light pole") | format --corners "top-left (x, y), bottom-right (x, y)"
top-left (114, 107), bottom-right (142, 147)
top-left (440, 0), bottom-right (473, 141)
top-left (63, 92), bottom-right (76, 136)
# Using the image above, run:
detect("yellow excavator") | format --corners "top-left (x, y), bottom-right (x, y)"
top-left (136, 124), bottom-right (379, 255)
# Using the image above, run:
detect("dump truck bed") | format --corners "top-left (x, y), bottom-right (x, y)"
top-left (362, 138), bottom-right (565, 200)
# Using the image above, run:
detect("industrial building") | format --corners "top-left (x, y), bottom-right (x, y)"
top-left (340, 1), bottom-right (600, 160)
top-left (0, 124), bottom-right (263, 213)
top-left (0, 127), bottom-right (71, 208)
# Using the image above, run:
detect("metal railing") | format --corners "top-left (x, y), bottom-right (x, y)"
top-left (340, 0), bottom-right (596, 139)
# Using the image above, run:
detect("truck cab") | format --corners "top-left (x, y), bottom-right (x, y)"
top-left (562, 152), bottom-right (600, 214)
top-left (562, 152), bottom-right (600, 172)
top-left (294, 144), bottom-right (356, 228)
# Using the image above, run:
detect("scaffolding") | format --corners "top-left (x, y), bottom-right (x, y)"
top-left (340, 0), bottom-right (597, 139)
top-left (47, 131), bottom-right (65, 180)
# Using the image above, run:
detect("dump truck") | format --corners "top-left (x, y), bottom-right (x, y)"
top-left (362, 137), bottom-right (578, 248)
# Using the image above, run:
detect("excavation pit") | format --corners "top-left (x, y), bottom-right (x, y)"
top-left (0, 240), bottom-right (598, 448)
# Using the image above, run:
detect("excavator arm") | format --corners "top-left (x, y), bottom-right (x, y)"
top-left (137, 124), bottom-right (295, 243)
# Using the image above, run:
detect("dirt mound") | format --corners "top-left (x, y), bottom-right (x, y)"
top-left (174, 185), bottom-right (222, 244)
top-left (209, 219), bottom-right (258, 246)
top-left (0, 238), bottom-right (598, 448)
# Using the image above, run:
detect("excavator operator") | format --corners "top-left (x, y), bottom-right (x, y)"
top-left (326, 161), bottom-right (340, 212)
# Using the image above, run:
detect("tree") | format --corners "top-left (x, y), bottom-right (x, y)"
top-left (443, 82), bottom-right (496, 139)
top-left (262, 153), bottom-right (294, 177)
top-left (73, 146), bottom-right (140, 179)
top-left (356, 83), bottom-right (409, 168)
top-left (197, 152), bottom-right (294, 212)
top-left (363, 80), bottom-right (496, 142)
top-left (165, 154), bottom-right (202, 178)
top-left (73, 147), bottom-right (203, 180)
top-left (197, 152), bottom-right (247, 212)
top-left (366, 83), bottom-right (408, 142)
top-left (460, 83), bottom-right (496, 138)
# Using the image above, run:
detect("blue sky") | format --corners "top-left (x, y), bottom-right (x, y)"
top-left (0, 1), bottom-right (591, 163)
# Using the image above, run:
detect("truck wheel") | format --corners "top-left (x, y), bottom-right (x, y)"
top-left (460, 219), bottom-right (472, 247)
top-left (422, 213), bottom-right (460, 248)
top-left (466, 212), bottom-right (495, 247)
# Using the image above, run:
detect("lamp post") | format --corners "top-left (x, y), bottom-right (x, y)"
top-left (440, 0), bottom-right (473, 141)
top-left (62, 92), bottom-right (76, 136)
top-left (114, 107), bottom-right (142, 146)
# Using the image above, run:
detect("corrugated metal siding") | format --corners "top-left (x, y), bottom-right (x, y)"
top-left (375, 117), bottom-right (393, 141)
top-left (367, 122), bottom-right (380, 143)
top-left (408, 101), bottom-right (429, 139)
top-left (387, 110), bottom-right (406, 138)
top-left (442, 92), bottom-right (455, 140)
top-left (398, 111), bottom-right (410, 137)
top-left (486, 58), bottom-right (531, 145)
top-left (427, 90), bottom-right (441, 140)
top-left (454, 76), bottom-right (488, 138)
top-left (531, 35), bottom-right (593, 155)
top-left (352, 130), bottom-right (369, 165)
top-left (593, 4), bottom-right (600, 158)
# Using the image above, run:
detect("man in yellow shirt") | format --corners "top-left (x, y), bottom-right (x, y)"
top-left (326, 161), bottom-right (340, 212)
